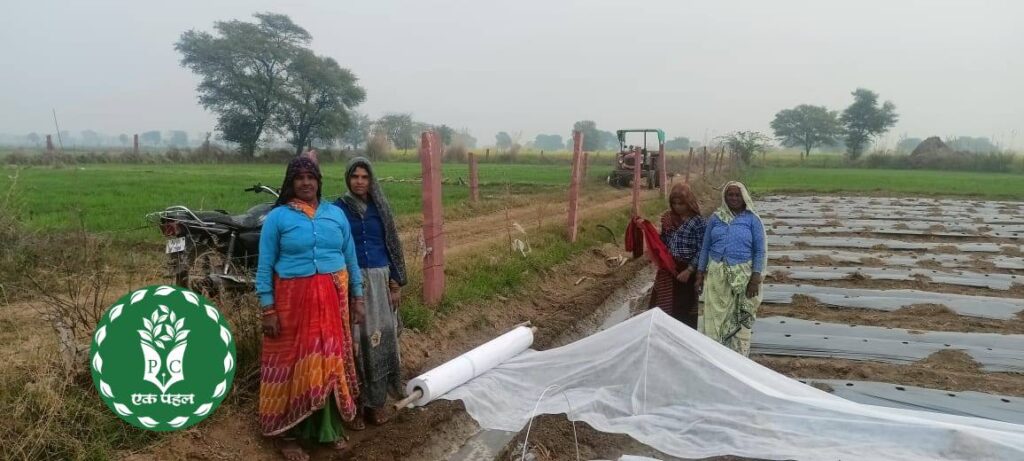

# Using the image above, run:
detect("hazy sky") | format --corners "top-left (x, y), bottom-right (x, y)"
top-left (2, 0), bottom-right (1022, 148)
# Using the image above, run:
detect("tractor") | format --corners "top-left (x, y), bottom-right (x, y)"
top-left (606, 129), bottom-right (664, 189)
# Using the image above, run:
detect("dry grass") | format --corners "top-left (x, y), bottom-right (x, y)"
top-left (24, 230), bottom-right (117, 373)
top-left (0, 245), bottom-right (265, 460)
top-left (213, 292), bottom-right (263, 399)
top-left (0, 184), bottom-right (174, 459)
top-left (0, 361), bottom-right (159, 460)
top-left (0, 242), bottom-right (161, 459)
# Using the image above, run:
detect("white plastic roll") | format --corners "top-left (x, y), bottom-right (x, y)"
top-left (405, 325), bottom-right (535, 407)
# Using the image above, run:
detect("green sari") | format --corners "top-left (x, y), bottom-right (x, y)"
top-left (700, 181), bottom-right (765, 356)
top-left (702, 260), bottom-right (761, 356)
top-left (291, 393), bottom-right (344, 443)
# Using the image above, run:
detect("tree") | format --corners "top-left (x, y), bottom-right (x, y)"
top-left (340, 111), bottom-right (372, 150)
top-left (495, 131), bottom-right (513, 150)
top-left (571, 120), bottom-right (603, 151)
top-left (719, 131), bottom-right (771, 165)
top-left (140, 130), bottom-right (162, 146)
top-left (665, 136), bottom-right (690, 150)
top-left (840, 88), bottom-right (898, 159)
top-left (118, 134), bottom-right (130, 146)
top-left (598, 130), bottom-right (619, 150)
top-left (168, 130), bottom-right (189, 147)
top-left (533, 134), bottom-right (564, 150)
top-left (176, 13), bottom-right (312, 157)
top-left (80, 130), bottom-right (101, 147)
top-left (376, 113), bottom-right (417, 150)
top-left (26, 132), bottom-right (40, 147)
top-left (770, 104), bottom-right (843, 159)
top-left (435, 125), bottom-right (455, 146)
top-left (276, 51), bottom-right (366, 154)
top-left (453, 128), bottom-right (476, 149)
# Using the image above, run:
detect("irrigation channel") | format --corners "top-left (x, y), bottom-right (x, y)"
top-left (433, 266), bottom-right (655, 461)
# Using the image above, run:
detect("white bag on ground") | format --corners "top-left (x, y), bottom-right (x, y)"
top-left (442, 309), bottom-right (1024, 461)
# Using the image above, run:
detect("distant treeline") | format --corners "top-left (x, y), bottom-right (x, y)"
top-left (0, 130), bottom-right (200, 149)
top-left (0, 145), bottom-right (611, 166)
top-left (759, 149), bottom-right (1022, 174)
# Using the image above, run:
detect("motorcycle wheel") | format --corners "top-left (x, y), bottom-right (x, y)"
top-left (174, 246), bottom-right (227, 297)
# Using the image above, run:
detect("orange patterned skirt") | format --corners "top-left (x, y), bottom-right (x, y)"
top-left (259, 271), bottom-right (359, 436)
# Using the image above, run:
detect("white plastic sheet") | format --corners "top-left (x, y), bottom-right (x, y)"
top-left (765, 265), bottom-right (1018, 290)
top-left (442, 309), bottom-right (1024, 461)
top-left (753, 316), bottom-right (1024, 372)
top-left (406, 325), bottom-right (534, 406)
top-left (769, 234), bottom-right (1009, 253)
top-left (806, 380), bottom-right (1024, 425)
top-left (762, 283), bottom-right (1024, 319)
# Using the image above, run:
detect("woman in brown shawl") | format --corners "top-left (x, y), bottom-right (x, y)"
top-left (648, 183), bottom-right (704, 327)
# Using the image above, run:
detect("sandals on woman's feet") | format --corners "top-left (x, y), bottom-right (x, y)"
top-left (344, 417), bottom-right (366, 431)
top-left (332, 439), bottom-right (351, 454)
top-left (365, 407), bottom-right (390, 426)
top-left (277, 439), bottom-right (309, 461)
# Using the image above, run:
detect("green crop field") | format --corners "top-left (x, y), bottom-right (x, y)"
top-left (1, 162), bottom-right (608, 242)
top-left (744, 167), bottom-right (1024, 199)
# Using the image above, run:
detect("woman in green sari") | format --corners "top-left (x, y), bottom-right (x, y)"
top-left (695, 181), bottom-right (767, 356)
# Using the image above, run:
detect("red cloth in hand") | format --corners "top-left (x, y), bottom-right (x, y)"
top-left (625, 218), bottom-right (677, 275)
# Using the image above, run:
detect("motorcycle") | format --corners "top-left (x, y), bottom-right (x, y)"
top-left (146, 183), bottom-right (278, 295)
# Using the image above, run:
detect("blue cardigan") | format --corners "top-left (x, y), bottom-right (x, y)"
top-left (256, 202), bottom-right (363, 308)
top-left (697, 211), bottom-right (767, 273)
top-left (336, 199), bottom-right (397, 276)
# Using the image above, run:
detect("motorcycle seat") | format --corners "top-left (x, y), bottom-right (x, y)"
top-left (233, 203), bottom-right (273, 229)
top-left (168, 202), bottom-right (273, 231)
top-left (192, 211), bottom-right (245, 228)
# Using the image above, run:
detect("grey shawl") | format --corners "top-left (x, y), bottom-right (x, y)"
top-left (337, 156), bottom-right (408, 286)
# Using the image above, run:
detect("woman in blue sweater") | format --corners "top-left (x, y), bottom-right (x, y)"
top-left (696, 181), bottom-right (766, 356)
top-left (256, 156), bottom-right (365, 460)
top-left (335, 157), bottom-right (407, 428)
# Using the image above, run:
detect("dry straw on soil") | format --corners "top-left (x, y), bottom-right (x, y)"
top-left (0, 175), bottom-right (268, 459)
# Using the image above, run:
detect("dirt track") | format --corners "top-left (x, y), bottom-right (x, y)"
top-left (398, 187), bottom-right (654, 259)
